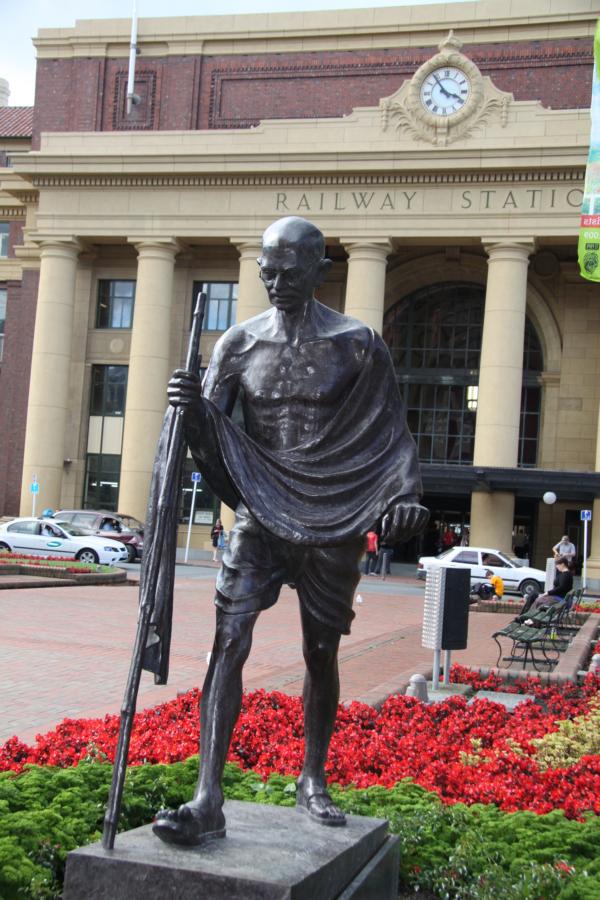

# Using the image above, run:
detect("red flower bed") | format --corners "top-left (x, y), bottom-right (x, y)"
top-left (2, 673), bottom-right (600, 818)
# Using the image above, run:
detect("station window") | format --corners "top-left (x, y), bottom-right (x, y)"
top-left (0, 288), bottom-right (6, 361)
top-left (84, 365), bottom-right (128, 510)
top-left (0, 223), bottom-right (9, 258)
top-left (384, 282), bottom-right (543, 467)
top-left (90, 365), bottom-right (128, 417)
top-left (96, 279), bottom-right (136, 329)
top-left (193, 281), bottom-right (238, 331)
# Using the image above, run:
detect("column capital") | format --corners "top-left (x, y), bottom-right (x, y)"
top-left (230, 238), bottom-right (263, 257)
top-left (31, 236), bottom-right (85, 260)
top-left (128, 237), bottom-right (182, 259)
top-left (481, 238), bottom-right (535, 262)
top-left (341, 239), bottom-right (393, 260)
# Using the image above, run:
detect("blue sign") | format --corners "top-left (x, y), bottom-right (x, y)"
top-left (30, 482), bottom-right (39, 494)
top-left (581, 509), bottom-right (592, 521)
top-left (191, 472), bottom-right (202, 483)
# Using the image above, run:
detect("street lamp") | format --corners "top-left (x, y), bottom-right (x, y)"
top-left (543, 491), bottom-right (557, 505)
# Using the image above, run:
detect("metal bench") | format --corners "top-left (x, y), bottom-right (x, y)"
top-left (492, 603), bottom-right (569, 671)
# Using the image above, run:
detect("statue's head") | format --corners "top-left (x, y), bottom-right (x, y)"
top-left (258, 216), bottom-right (332, 312)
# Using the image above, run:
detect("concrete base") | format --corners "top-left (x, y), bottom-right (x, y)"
top-left (63, 800), bottom-right (399, 900)
top-left (469, 690), bottom-right (537, 711)
top-left (425, 683), bottom-right (474, 705)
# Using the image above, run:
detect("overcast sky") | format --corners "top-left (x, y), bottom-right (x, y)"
top-left (2, 0), bottom-right (468, 106)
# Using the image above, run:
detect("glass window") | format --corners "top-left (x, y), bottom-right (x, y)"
top-left (384, 283), bottom-right (543, 467)
top-left (96, 280), bottom-right (135, 329)
top-left (7, 520), bottom-right (39, 534)
top-left (482, 553), bottom-right (507, 567)
top-left (0, 223), bottom-right (9, 258)
top-left (83, 453), bottom-right (121, 511)
top-left (453, 550), bottom-right (478, 564)
top-left (193, 281), bottom-right (238, 332)
top-left (0, 288), bottom-right (6, 361)
top-left (85, 365), bottom-right (128, 509)
top-left (90, 365), bottom-right (128, 417)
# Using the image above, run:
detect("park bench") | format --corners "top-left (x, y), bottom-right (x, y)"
top-left (492, 602), bottom-right (569, 671)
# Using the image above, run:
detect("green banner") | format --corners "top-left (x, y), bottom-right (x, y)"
top-left (578, 20), bottom-right (600, 281)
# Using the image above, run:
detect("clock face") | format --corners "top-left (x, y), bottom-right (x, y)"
top-left (419, 66), bottom-right (471, 117)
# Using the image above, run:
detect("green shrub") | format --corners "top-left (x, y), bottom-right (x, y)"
top-left (0, 763), bottom-right (599, 899)
top-left (533, 696), bottom-right (600, 770)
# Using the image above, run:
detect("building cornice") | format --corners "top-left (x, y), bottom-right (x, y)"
top-left (23, 169), bottom-right (586, 190)
top-left (32, 2), bottom-right (596, 59)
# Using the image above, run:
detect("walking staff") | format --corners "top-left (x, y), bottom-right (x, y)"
top-left (102, 293), bottom-right (206, 850)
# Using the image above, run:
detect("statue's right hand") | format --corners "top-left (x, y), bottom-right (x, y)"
top-left (167, 369), bottom-right (203, 412)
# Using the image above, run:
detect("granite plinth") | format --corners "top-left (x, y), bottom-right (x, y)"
top-left (63, 800), bottom-right (398, 900)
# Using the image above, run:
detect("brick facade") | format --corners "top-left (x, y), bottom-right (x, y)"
top-left (0, 269), bottom-right (39, 515)
top-left (32, 37), bottom-right (592, 146)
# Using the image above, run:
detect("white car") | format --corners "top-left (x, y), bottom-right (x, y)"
top-left (417, 546), bottom-right (546, 596)
top-left (0, 517), bottom-right (129, 565)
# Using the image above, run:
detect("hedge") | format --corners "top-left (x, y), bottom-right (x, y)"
top-left (1, 760), bottom-right (599, 899)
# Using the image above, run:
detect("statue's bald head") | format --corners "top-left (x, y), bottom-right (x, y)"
top-left (258, 217), bottom-right (332, 311)
top-left (261, 216), bottom-right (325, 267)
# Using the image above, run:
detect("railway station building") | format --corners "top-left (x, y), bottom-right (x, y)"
top-left (1, 0), bottom-right (600, 578)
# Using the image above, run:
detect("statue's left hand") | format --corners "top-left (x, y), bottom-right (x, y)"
top-left (381, 502), bottom-right (429, 543)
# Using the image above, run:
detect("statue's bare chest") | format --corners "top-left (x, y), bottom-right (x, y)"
top-left (241, 339), bottom-right (356, 406)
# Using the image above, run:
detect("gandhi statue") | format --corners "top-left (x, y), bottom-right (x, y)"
top-left (152, 216), bottom-right (428, 845)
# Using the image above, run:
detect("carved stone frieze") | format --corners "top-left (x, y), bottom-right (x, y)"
top-left (381, 32), bottom-right (513, 147)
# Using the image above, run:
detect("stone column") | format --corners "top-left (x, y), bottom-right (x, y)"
top-left (119, 239), bottom-right (179, 520)
top-left (469, 240), bottom-right (533, 552)
top-left (214, 240), bottom-right (269, 534)
top-left (585, 404), bottom-right (600, 587)
top-left (19, 239), bottom-right (81, 515)
top-left (231, 240), bottom-right (269, 322)
top-left (342, 240), bottom-right (392, 333)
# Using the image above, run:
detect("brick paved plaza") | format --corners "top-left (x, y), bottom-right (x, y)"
top-left (0, 566), bottom-right (514, 745)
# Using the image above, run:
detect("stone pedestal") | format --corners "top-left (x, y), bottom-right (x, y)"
top-left (63, 800), bottom-right (399, 900)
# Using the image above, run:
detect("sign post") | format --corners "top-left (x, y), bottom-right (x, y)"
top-left (184, 472), bottom-right (202, 564)
top-left (30, 474), bottom-right (39, 517)
top-left (581, 509), bottom-right (592, 589)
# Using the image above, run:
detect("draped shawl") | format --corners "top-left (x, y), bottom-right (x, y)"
top-left (141, 324), bottom-right (421, 683)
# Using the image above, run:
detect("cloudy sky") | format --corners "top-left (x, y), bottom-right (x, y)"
top-left (3, 0), bottom-right (468, 106)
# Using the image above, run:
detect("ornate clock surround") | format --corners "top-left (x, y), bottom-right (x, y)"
top-left (381, 31), bottom-right (512, 147)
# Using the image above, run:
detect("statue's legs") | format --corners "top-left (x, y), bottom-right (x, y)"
top-left (153, 607), bottom-right (258, 845)
top-left (296, 604), bottom-right (346, 826)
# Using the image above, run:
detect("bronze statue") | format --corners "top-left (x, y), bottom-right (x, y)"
top-left (151, 216), bottom-right (428, 846)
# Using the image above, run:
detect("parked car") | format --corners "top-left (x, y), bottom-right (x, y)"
top-left (54, 510), bottom-right (144, 562)
top-left (0, 517), bottom-right (129, 565)
top-left (115, 513), bottom-right (144, 537)
top-left (416, 546), bottom-right (546, 596)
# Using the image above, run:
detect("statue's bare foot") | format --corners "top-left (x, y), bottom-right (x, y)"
top-left (296, 781), bottom-right (346, 827)
top-left (152, 802), bottom-right (226, 846)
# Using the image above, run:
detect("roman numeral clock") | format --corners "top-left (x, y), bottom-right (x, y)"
top-left (419, 66), bottom-right (471, 118)
top-left (380, 31), bottom-right (512, 147)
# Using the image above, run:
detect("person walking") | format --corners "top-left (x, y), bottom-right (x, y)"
top-left (374, 513), bottom-right (394, 580)
top-left (210, 518), bottom-right (223, 562)
top-left (363, 529), bottom-right (379, 575)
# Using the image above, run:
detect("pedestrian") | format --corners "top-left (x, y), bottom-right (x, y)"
top-left (374, 513), bottom-right (394, 580)
top-left (210, 518), bottom-right (223, 562)
top-left (363, 529), bottom-right (379, 575)
top-left (552, 534), bottom-right (576, 563)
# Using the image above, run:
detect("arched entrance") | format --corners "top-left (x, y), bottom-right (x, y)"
top-left (383, 282), bottom-right (543, 560)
